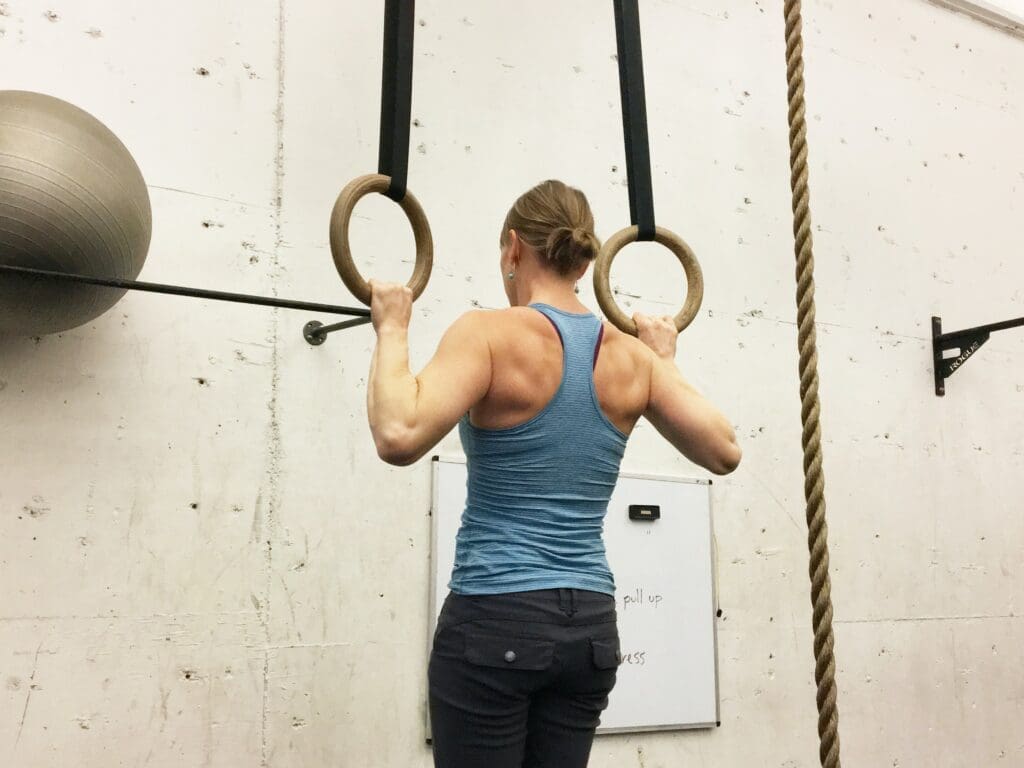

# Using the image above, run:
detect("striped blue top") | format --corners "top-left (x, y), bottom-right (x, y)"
top-left (449, 303), bottom-right (629, 596)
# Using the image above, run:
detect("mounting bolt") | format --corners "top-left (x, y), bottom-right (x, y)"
top-left (303, 321), bottom-right (327, 346)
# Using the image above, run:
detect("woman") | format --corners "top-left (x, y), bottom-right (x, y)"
top-left (367, 180), bottom-right (740, 768)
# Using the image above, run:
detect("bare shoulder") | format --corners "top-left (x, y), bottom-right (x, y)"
top-left (600, 320), bottom-right (655, 370)
top-left (435, 310), bottom-right (495, 351)
top-left (483, 306), bottom-right (555, 337)
top-left (441, 307), bottom-right (545, 345)
top-left (497, 306), bottom-right (551, 323)
top-left (445, 309), bottom-right (494, 332)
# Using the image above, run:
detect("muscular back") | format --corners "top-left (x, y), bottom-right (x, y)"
top-left (469, 306), bottom-right (653, 435)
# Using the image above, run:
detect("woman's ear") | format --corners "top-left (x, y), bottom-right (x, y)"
top-left (506, 229), bottom-right (521, 269)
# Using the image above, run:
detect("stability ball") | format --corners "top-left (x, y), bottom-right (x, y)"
top-left (0, 90), bottom-right (151, 335)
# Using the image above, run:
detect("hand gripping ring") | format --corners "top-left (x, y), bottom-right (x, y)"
top-left (593, 225), bottom-right (704, 336)
top-left (329, 173), bottom-right (433, 306)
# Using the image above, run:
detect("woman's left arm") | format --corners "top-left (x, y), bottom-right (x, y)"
top-left (367, 281), bottom-right (492, 465)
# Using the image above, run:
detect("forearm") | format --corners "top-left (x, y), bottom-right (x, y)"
top-left (368, 325), bottom-right (420, 447)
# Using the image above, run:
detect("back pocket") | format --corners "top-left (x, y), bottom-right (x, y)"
top-left (463, 631), bottom-right (555, 671)
top-left (590, 637), bottom-right (622, 670)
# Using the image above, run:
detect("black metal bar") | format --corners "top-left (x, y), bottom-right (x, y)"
top-left (378, 0), bottom-right (416, 202)
top-left (932, 316), bottom-right (945, 396)
top-left (303, 316), bottom-right (373, 346)
top-left (613, 0), bottom-right (656, 241)
top-left (0, 264), bottom-right (370, 318)
top-left (931, 314), bottom-right (1024, 396)
top-left (936, 315), bottom-right (1024, 345)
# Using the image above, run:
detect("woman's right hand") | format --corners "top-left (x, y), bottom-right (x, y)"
top-left (634, 313), bottom-right (678, 360)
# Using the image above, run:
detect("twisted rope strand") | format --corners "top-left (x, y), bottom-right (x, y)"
top-left (782, 2), bottom-right (842, 766)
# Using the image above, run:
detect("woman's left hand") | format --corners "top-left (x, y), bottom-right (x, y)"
top-left (369, 280), bottom-right (413, 334)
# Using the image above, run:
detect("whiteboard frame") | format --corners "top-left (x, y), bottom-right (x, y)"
top-left (927, 0), bottom-right (1024, 37)
top-left (426, 455), bottom-right (721, 738)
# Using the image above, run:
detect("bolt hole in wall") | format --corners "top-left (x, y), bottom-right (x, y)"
top-left (1, 1), bottom-right (1023, 767)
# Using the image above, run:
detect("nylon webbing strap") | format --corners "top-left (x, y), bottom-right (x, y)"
top-left (378, 0), bottom-right (415, 202)
top-left (613, 0), bottom-right (656, 241)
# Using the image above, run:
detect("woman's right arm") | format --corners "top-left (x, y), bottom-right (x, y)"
top-left (636, 314), bottom-right (742, 476)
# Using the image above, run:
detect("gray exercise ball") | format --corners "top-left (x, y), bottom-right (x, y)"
top-left (0, 90), bottom-right (151, 335)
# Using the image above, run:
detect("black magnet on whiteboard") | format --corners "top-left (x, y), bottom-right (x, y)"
top-left (628, 504), bottom-right (660, 521)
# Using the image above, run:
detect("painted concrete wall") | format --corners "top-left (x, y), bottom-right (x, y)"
top-left (1, 1), bottom-right (1022, 766)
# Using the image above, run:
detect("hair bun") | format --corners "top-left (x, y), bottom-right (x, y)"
top-left (546, 225), bottom-right (600, 273)
top-left (501, 180), bottom-right (601, 276)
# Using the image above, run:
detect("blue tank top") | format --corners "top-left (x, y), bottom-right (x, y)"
top-left (449, 303), bottom-right (629, 596)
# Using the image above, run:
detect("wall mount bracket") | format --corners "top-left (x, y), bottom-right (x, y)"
top-left (0, 263), bottom-right (372, 345)
top-left (932, 314), bottom-right (1024, 396)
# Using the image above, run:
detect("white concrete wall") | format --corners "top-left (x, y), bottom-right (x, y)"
top-left (1, 1), bottom-right (1022, 766)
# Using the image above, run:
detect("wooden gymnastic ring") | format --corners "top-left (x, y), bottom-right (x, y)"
top-left (593, 225), bottom-right (704, 336)
top-left (329, 173), bottom-right (433, 306)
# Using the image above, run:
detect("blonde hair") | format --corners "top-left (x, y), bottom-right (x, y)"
top-left (500, 180), bottom-right (601, 276)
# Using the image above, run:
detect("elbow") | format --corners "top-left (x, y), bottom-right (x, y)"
top-left (373, 426), bottom-right (419, 466)
top-left (708, 440), bottom-right (742, 476)
top-left (376, 442), bottom-right (419, 467)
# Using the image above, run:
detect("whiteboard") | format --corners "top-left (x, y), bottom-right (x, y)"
top-left (428, 456), bottom-right (719, 735)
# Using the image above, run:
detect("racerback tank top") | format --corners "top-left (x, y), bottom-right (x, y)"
top-left (449, 303), bottom-right (629, 596)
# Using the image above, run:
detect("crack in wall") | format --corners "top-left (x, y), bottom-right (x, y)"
top-left (261, 1), bottom-right (288, 766)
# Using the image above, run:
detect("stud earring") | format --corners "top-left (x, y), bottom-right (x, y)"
top-left (507, 271), bottom-right (515, 280)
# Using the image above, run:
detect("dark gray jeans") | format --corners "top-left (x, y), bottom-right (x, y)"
top-left (428, 588), bottom-right (620, 768)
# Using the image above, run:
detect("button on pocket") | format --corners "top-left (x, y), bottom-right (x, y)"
top-left (590, 637), bottom-right (622, 670)
top-left (463, 632), bottom-right (554, 671)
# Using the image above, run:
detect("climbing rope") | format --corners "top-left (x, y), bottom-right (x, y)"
top-left (782, 2), bottom-right (842, 766)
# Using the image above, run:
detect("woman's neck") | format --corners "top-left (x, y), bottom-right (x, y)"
top-left (513, 278), bottom-right (588, 314)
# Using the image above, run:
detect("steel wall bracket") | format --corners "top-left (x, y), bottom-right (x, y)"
top-left (932, 315), bottom-right (1024, 396)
